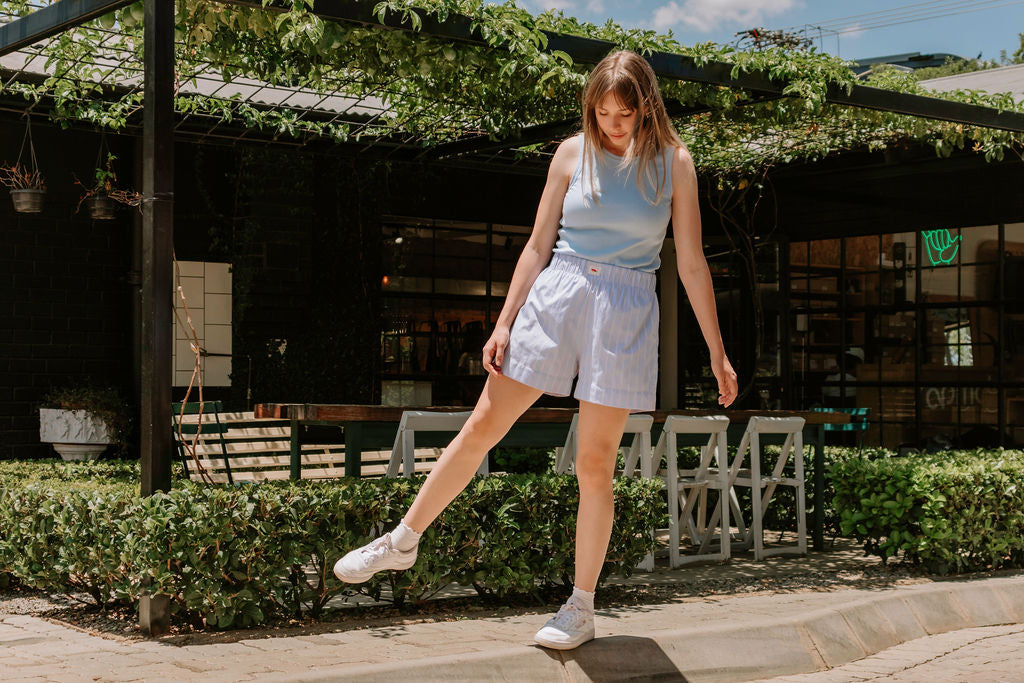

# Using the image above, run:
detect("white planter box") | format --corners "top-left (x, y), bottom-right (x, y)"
top-left (38, 408), bottom-right (112, 461)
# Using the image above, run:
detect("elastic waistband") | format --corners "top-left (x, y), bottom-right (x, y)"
top-left (548, 252), bottom-right (656, 291)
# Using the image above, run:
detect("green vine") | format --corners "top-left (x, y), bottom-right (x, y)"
top-left (1, 1), bottom-right (1020, 188)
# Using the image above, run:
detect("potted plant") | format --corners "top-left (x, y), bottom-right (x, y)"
top-left (38, 384), bottom-right (133, 461)
top-left (75, 152), bottom-right (142, 220)
top-left (0, 162), bottom-right (46, 213)
top-left (1, 118), bottom-right (46, 213)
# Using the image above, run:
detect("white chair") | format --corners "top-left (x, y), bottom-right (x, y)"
top-left (386, 411), bottom-right (487, 478)
top-left (553, 413), bottom-right (654, 477)
top-left (720, 416), bottom-right (807, 561)
top-left (649, 415), bottom-right (733, 568)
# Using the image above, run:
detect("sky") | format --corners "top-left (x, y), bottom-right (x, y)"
top-left (517, 0), bottom-right (1024, 64)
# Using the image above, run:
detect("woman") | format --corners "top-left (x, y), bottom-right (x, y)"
top-left (334, 50), bottom-right (738, 651)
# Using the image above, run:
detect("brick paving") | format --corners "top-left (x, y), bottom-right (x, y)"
top-left (758, 624), bottom-right (1024, 682)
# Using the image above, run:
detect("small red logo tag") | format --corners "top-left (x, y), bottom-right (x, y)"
top-left (590, 267), bottom-right (598, 273)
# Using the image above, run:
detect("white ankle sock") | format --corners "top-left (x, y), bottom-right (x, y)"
top-left (390, 520), bottom-right (422, 551)
top-left (571, 586), bottom-right (595, 611)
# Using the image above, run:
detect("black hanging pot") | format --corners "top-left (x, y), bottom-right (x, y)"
top-left (86, 195), bottom-right (117, 220)
top-left (10, 188), bottom-right (45, 213)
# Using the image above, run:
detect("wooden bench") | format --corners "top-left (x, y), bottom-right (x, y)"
top-left (171, 401), bottom-right (445, 483)
top-left (172, 401), bottom-right (348, 484)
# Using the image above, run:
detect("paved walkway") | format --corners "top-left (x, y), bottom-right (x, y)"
top-left (2, 538), bottom-right (1024, 682)
top-left (758, 623), bottom-right (1024, 682)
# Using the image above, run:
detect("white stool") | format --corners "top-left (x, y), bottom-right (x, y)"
top-left (386, 411), bottom-right (486, 478)
top-left (725, 416), bottom-right (807, 560)
top-left (553, 413), bottom-right (653, 477)
top-left (651, 415), bottom-right (732, 568)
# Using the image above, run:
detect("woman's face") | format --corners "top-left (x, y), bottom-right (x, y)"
top-left (594, 91), bottom-right (636, 151)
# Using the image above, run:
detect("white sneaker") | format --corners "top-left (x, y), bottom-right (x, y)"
top-left (333, 533), bottom-right (418, 584)
top-left (533, 596), bottom-right (595, 650)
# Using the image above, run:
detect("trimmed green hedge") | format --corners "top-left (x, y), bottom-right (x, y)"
top-left (830, 448), bottom-right (1024, 574)
top-left (0, 462), bottom-right (660, 629)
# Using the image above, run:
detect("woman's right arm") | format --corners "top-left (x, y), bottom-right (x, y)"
top-left (483, 136), bottom-right (579, 376)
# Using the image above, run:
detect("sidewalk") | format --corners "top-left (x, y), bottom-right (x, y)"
top-left (2, 538), bottom-right (1024, 682)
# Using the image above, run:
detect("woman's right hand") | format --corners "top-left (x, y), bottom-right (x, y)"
top-left (482, 325), bottom-right (511, 376)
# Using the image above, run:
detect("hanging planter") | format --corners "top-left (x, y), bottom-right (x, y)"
top-left (75, 136), bottom-right (142, 220)
top-left (86, 194), bottom-right (118, 220)
top-left (10, 188), bottom-right (45, 213)
top-left (0, 117), bottom-right (46, 213)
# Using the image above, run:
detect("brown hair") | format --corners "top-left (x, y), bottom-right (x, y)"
top-left (577, 50), bottom-right (685, 206)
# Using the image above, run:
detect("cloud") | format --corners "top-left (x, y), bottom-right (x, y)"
top-left (530, 0), bottom-right (576, 12)
top-left (651, 0), bottom-right (799, 33)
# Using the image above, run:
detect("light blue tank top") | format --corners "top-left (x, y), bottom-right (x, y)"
top-left (553, 134), bottom-right (675, 272)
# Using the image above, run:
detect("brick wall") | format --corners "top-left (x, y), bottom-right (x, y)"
top-left (0, 120), bottom-right (136, 460)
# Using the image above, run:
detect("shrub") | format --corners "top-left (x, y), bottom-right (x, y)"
top-left (0, 466), bottom-right (661, 629)
top-left (830, 448), bottom-right (1024, 573)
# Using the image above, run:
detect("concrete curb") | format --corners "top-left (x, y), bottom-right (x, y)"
top-left (269, 574), bottom-right (1024, 682)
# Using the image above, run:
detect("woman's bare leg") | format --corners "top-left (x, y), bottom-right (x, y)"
top-left (572, 399), bottom-right (630, 592)
top-left (402, 374), bottom-right (543, 532)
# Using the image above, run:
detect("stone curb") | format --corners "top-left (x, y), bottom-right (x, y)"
top-left (267, 574), bottom-right (1024, 682)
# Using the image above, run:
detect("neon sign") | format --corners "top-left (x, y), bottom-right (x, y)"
top-left (921, 229), bottom-right (961, 266)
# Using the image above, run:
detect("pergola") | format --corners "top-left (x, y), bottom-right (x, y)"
top-left (4, 0), bottom-right (1024, 632)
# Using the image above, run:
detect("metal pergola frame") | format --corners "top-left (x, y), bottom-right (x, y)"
top-left (4, 0), bottom-right (1024, 632)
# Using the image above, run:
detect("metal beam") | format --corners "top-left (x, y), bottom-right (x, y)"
top-left (219, 0), bottom-right (1024, 134)
top-left (0, 0), bottom-right (133, 57)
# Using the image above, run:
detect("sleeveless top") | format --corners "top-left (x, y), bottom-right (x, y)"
top-left (553, 134), bottom-right (675, 272)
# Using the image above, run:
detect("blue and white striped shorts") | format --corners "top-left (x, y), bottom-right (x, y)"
top-left (502, 251), bottom-right (658, 412)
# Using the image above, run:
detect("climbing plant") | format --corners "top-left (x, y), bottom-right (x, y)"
top-left (1, 0), bottom-right (1022, 184)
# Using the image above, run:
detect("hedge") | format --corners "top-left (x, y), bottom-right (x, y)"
top-left (830, 448), bottom-right (1024, 574)
top-left (0, 463), bottom-right (661, 629)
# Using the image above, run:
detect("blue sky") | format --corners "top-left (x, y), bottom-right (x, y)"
top-left (518, 0), bottom-right (1024, 64)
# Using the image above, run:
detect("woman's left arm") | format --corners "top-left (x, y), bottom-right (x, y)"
top-left (670, 146), bottom-right (738, 408)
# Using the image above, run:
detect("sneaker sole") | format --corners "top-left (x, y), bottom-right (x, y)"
top-left (333, 558), bottom-right (417, 584)
top-left (533, 632), bottom-right (595, 650)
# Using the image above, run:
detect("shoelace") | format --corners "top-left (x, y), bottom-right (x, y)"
top-left (549, 599), bottom-right (591, 632)
top-left (358, 534), bottom-right (395, 567)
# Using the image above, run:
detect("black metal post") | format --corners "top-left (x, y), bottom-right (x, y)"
top-left (813, 425), bottom-right (824, 551)
top-left (138, 0), bottom-right (174, 635)
top-left (998, 224), bottom-right (1006, 446)
top-left (290, 414), bottom-right (301, 480)
top-left (779, 237), bottom-right (792, 410)
top-left (0, 0), bottom-right (134, 56)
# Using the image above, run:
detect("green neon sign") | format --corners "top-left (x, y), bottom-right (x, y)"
top-left (921, 229), bottom-right (961, 266)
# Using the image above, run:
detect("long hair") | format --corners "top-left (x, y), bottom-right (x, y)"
top-left (577, 50), bottom-right (686, 206)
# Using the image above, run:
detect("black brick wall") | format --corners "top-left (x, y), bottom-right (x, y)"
top-left (1, 120), bottom-right (136, 460)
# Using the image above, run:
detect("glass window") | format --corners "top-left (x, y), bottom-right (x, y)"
top-left (844, 235), bottom-right (880, 269)
top-left (490, 230), bottom-right (529, 299)
top-left (1008, 388), bottom-right (1024, 447)
top-left (960, 224), bottom-right (998, 265)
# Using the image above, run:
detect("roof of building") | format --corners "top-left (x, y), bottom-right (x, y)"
top-left (850, 52), bottom-right (966, 74)
top-left (920, 63), bottom-right (1024, 103)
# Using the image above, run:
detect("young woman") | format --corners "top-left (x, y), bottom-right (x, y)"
top-left (334, 50), bottom-right (738, 650)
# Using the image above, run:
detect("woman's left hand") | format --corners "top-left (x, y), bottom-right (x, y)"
top-left (712, 356), bottom-right (738, 407)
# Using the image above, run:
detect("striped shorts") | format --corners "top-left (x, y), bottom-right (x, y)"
top-left (502, 251), bottom-right (658, 412)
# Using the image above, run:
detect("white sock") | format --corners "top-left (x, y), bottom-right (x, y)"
top-left (571, 586), bottom-right (595, 611)
top-left (390, 520), bottom-right (422, 551)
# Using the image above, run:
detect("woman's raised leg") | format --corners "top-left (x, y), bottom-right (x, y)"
top-left (334, 373), bottom-right (542, 583)
top-left (402, 373), bottom-right (543, 531)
